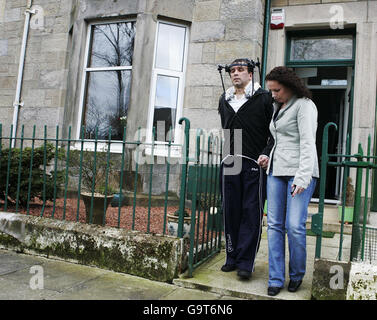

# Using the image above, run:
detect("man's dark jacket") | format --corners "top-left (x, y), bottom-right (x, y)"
top-left (218, 87), bottom-right (274, 161)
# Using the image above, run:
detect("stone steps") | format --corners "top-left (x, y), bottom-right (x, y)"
top-left (174, 227), bottom-right (352, 300)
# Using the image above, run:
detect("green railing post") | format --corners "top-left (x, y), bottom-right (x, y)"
top-left (163, 127), bottom-right (173, 235)
top-left (51, 126), bottom-right (60, 218)
top-left (132, 127), bottom-right (141, 230)
top-left (76, 126), bottom-right (85, 222)
top-left (188, 128), bottom-right (203, 277)
top-left (89, 127), bottom-right (99, 224)
top-left (0, 124), bottom-right (2, 194)
top-left (209, 135), bottom-right (220, 254)
top-left (194, 136), bottom-right (205, 264)
top-left (314, 122), bottom-right (337, 259)
top-left (178, 117), bottom-right (190, 238)
top-left (102, 127), bottom-right (112, 226)
top-left (350, 144), bottom-right (364, 260)
top-left (40, 126), bottom-right (48, 217)
top-left (117, 125), bottom-right (127, 228)
top-left (147, 127), bottom-right (156, 234)
top-left (361, 135), bottom-right (371, 260)
top-left (15, 125), bottom-right (25, 213)
top-left (217, 135), bottom-right (224, 250)
top-left (338, 134), bottom-right (351, 261)
top-left (204, 133), bottom-right (214, 257)
top-left (0, 124), bottom-right (2, 210)
top-left (26, 126), bottom-right (36, 215)
top-left (62, 126), bottom-right (72, 220)
top-left (4, 125), bottom-right (14, 212)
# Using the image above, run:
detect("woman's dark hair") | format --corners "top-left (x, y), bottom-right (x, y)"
top-left (265, 66), bottom-right (312, 99)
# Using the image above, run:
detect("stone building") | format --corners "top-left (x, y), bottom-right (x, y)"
top-left (0, 0), bottom-right (376, 204)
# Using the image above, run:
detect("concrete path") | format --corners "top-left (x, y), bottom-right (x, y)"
top-left (0, 203), bottom-right (354, 301)
top-left (0, 249), bottom-right (241, 300)
top-left (173, 226), bottom-right (351, 300)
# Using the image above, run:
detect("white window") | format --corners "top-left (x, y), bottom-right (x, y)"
top-left (146, 21), bottom-right (189, 156)
top-left (77, 20), bottom-right (136, 144)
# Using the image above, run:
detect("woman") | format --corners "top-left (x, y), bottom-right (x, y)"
top-left (257, 66), bottom-right (319, 296)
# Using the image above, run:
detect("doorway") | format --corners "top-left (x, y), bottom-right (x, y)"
top-left (295, 66), bottom-right (353, 201)
top-left (312, 89), bottom-right (344, 199)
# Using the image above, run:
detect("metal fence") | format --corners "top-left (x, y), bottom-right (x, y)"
top-left (355, 226), bottom-right (377, 263)
top-left (0, 119), bottom-right (223, 275)
top-left (312, 122), bottom-right (377, 263)
top-left (186, 129), bottom-right (223, 277)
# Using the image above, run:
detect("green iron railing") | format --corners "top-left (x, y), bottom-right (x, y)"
top-left (0, 123), bottom-right (182, 233)
top-left (313, 123), bottom-right (377, 263)
top-left (0, 120), bottom-right (224, 272)
top-left (186, 130), bottom-right (223, 277)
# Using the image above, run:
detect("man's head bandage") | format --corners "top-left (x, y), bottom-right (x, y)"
top-left (217, 58), bottom-right (261, 94)
top-left (225, 59), bottom-right (255, 74)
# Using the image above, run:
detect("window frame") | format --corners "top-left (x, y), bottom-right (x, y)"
top-left (146, 20), bottom-right (189, 158)
top-left (75, 19), bottom-right (136, 152)
top-left (285, 29), bottom-right (356, 68)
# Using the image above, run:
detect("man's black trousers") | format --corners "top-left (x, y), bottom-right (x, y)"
top-left (220, 156), bottom-right (267, 273)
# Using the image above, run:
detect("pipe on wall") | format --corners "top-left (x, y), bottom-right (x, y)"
top-left (261, 0), bottom-right (271, 89)
top-left (11, 0), bottom-right (35, 147)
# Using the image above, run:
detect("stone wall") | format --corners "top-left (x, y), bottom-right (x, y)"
top-left (183, 0), bottom-right (265, 133)
top-left (0, 211), bottom-right (187, 282)
top-left (0, 0), bottom-right (72, 140)
top-left (347, 262), bottom-right (377, 300)
top-left (311, 258), bottom-right (377, 300)
top-left (0, 0), bottom-right (266, 142)
top-left (311, 258), bottom-right (351, 300)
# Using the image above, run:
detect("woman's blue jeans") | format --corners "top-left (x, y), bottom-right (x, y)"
top-left (267, 173), bottom-right (317, 288)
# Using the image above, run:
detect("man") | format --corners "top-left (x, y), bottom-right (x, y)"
top-left (218, 58), bottom-right (273, 280)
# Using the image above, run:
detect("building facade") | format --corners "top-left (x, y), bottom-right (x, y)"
top-left (0, 0), bottom-right (376, 203)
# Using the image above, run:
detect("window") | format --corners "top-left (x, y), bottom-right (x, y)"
top-left (78, 21), bottom-right (136, 141)
top-left (147, 21), bottom-right (188, 152)
top-left (285, 29), bottom-right (355, 68)
top-left (290, 36), bottom-right (353, 61)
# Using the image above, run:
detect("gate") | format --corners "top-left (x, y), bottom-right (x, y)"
top-left (177, 118), bottom-right (223, 277)
top-left (312, 122), bottom-right (377, 262)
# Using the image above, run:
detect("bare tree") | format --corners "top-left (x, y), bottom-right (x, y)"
top-left (85, 22), bottom-right (136, 140)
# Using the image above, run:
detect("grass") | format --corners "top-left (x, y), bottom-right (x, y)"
top-left (306, 229), bottom-right (335, 238)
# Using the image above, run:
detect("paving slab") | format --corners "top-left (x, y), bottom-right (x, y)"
top-left (0, 251), bottom-right (44, 276)
top-left (0, 249), bottom-right (233, 300)
top-left (2, 259), bottom-right (107, 294)
top-left (173, 227), bottom-right (352, 300)
top-left (52, 272), bottom-right (177, 300)
top-left (158, 287), bottom-right (222, 300)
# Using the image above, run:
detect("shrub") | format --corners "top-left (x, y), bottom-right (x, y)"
top-left (0, 143), bottom-right (64, 206)
top-left (68, 149), bottom-right (118, 195)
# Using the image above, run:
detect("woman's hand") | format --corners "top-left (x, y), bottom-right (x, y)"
top-left (291, 184), bottom-right (305, 197)
top-left (257, 155), bottom-right (269, 169)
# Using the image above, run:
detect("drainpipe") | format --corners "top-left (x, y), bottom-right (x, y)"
top-left (11, 0), bottom-right (35, 147)
top-left (261, 0), bottom-right (271, 89)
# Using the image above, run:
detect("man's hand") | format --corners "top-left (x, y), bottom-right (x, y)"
top-left (257, 155), bottom-right (269, 169)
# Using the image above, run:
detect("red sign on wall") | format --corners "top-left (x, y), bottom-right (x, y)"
top-left (270, 9), bottom-right (285, 30)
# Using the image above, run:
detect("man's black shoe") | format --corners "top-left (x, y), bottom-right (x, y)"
top-left (267, 286), bottom-right (282, 296)
top-left (237, 269), bottom-right (251, 280)
top-left (288, 280), bottom-right (302, 292)
top-left (221, 264), bottom-right (237, 272)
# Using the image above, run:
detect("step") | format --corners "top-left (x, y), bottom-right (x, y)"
top-left (174, 227), bottom-right (352, 300)
top-left (174, 238), bottom-right (313, 300)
